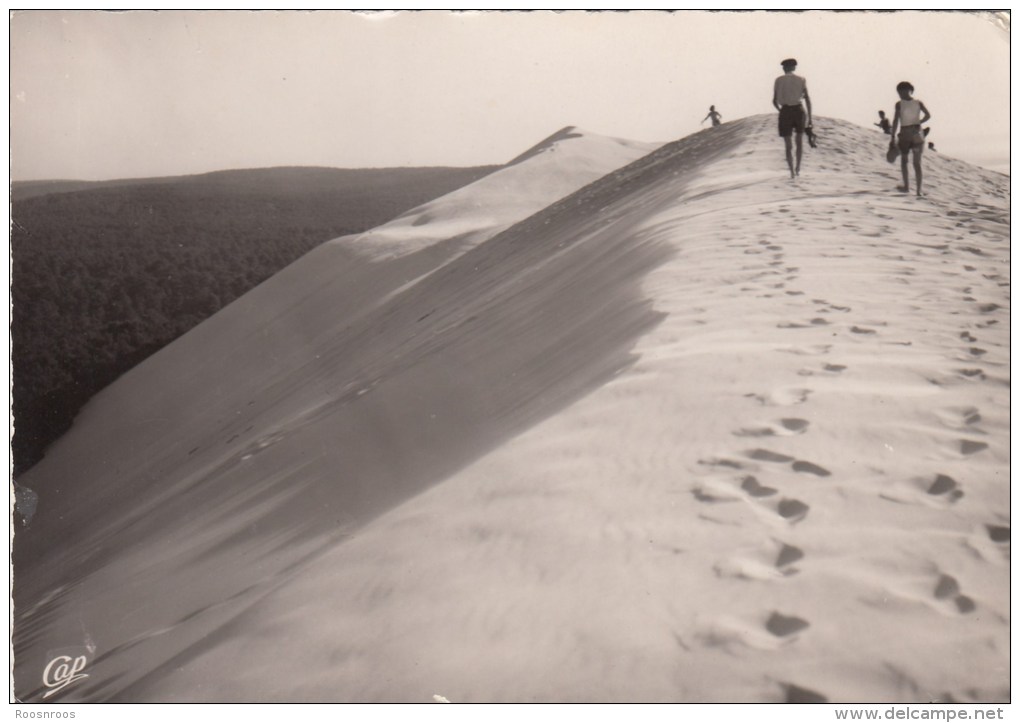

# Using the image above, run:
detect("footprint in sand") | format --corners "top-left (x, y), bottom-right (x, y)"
top-left (780, 418), bottom-right (810, 433)
top-left (714, 540), bottom-right (803, 581)
top-left (734, 418), bottom-right (810, 438)
top-left (812, 299), bottom-right (852, 313)
top-left (957, 439), bottom-right (989, 456)
top-left (777, 318), bottom-right (830, 329)
top-left (956, 368), bottom-right (986, 381)
top-left (799, 363), bottom-right (846, 377)
top-left (883, 473), bottom-right (965, 506)
top-left (766, 611), bottom-right (811, 637)
top-left (850, 325), bottom-right (878, 335)
top-left (744, 449), bottom-right (831, 478)
top-left (928, 473), bottom-right (964, 501)
top-left (734, 426), bottom-right (777, 438)
top-left (782, 683), bottom-right (829, 703)
top-left (776, 498), bottom-right (810, 524)
top-left (741, 475), bottom-right (779, 497)
top-left (985, 525), bottom-right (1010, 544)
top-left (776, 344), bottom-right (832, 357)
top-left (697, 457), bottom-right (746, 471)
top-left (776, 543), bottom-right (805, 571)
top-left (696, 611), bottom-right (806, 652)
top-left (791, 460), bottom-right (832, 477)
top-left (693, 468), bottom-right (790, 505)
top-left (746, 448), bottom-right (795, 463)
top-left (933, 574), bottom-right (977, 614)
top-left (691, 477), bottom-right (746, 504)
top-left (779, 414), bottom-right (811, 432)
top-left (934, 406), bottom-right (982, 430)
top-left (746, 388), bottom-right (812, 406)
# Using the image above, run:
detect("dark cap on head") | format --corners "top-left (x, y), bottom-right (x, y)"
top-left (781, 58), bottom-right (797, 68)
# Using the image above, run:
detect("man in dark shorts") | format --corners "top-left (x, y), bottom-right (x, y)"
top-left (772, 58), bottom-right (813, 178)
top-left (889, 81), bottom-right (931, 196)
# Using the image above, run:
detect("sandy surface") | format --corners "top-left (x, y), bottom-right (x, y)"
top-left (337, 125), bottom-right (662, 262)
top-left (12, 116), bottom-right (1008, 703)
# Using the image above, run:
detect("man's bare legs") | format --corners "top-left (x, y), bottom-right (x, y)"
top-left (912, 147), bottom-right (923, 196)
top-left (898, 147), bottom-right (924, 195)
top-left (783, 135), bottom-right (799, 179)
top-left (784, 133), bottom-right (804, 178)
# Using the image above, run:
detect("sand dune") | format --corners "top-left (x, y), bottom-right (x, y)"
top-left (12, 115), bottom-right (1008, 703)
top-left (337, 125), bottom-right (662, 262)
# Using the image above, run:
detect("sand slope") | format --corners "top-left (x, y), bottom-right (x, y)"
top-left (337, 125), bottom-right (662, 262)
top-left (13, 116), bottom-right (1008, 703)
top-left (11, 124), bottom-right (671, 701)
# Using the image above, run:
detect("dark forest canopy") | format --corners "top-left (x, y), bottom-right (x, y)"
top-left (11, 164), bottom-right (499, 476)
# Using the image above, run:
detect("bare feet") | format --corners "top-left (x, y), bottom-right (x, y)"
top-left (897, 185), bottom-right (909, 193)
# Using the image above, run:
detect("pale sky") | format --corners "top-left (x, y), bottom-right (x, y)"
top-left (9, 10), bottom-right (1011, 181)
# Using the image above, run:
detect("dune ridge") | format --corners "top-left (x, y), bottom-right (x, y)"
top-left (336, 126), bottom-right (663, 262)
top-left (13, 115), bottom-right (1008, 703)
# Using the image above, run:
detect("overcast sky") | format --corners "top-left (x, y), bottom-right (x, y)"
top-left (9, 10), bottom-right (1010, 181)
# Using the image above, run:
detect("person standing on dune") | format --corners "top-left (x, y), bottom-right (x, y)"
top-left (772, 58), bottom-right (813, 178)
top-left (889, 81), bottom-right (931, 196)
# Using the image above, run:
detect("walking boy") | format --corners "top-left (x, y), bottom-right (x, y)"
top-left (772, 58), bottom-right (813, 178)
top-left (889, 81), bottom-right (931, 196)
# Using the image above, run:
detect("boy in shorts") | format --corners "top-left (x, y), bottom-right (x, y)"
top-left (773, 58), bottom-right (813, 178)
top-left (889, 81), bottom-right (931, 196)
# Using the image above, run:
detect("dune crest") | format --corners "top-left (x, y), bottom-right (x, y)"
top-left (13, 116), bottom-right (1008, 703)
top-left (336, 125), bottom-right (662, 262)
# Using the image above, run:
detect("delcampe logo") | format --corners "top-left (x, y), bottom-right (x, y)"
top-left (42, 653), bottom-right (90, 699)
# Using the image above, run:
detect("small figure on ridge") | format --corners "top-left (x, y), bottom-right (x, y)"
top-left (875, 110), bottom-right (892, 134)
top-left (702, 105), bottom-right (722, 127)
